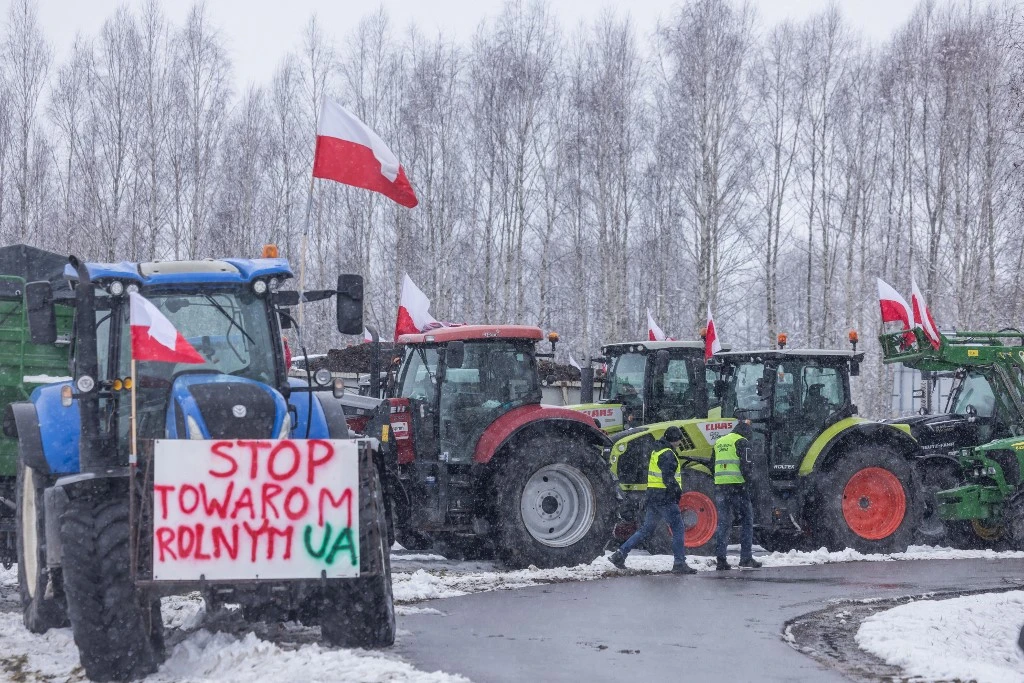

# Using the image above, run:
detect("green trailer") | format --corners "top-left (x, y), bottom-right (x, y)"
top-left (0, 245), bottom-right (73, 566)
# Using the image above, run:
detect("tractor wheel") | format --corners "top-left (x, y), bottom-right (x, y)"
top-left (15, 458), bottom-right (68, 633)
top-left (492, 437), bottom-right (616, 569)
top-left (1002, 494), bottom-right (1024, 550)
top-left (812, 445), bottom-right (922, 554)
top-left (320, 458), bottom-right (395, 648)
top-left (914, 460), bottom-right (964, 546)
top-left (643, 472), bottom-right (719, 557)
top-left (60, 486), bottom-right (161, 682)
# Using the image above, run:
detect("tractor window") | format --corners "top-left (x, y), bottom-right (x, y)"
top-left (799, 366), bottom-right (846, 427)
top-left (952, 372), bottom-right (995, 418)
top-left (723, 362), bottom-right (766, 417)
top-left (398, 347), bottom-right (439, 400)
top-left (652, 357), bottom-right (698, 420)
top-left (605, 352), bottom-right (645, 406)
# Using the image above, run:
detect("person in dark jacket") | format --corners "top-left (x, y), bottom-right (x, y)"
top-left (608, 425), bottom-right (696, 574)
top-left (713, 420), bottom-right (762, 570)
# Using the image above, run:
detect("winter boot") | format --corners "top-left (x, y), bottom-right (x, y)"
top-left (672, 562), bottom-right (697, 575)
top-left (715, 557), bottom-right (731, 571)
top-left (738, 557), bottom-right (763, 569)
top-left (608, 550), bottom-right (627, 570)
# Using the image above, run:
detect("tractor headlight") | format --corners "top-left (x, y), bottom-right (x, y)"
top-left (616, 443), bottom-right (627, 454)
top-left (268, 277), bottom-right (280, 292)
top-left (126, 283), bottom-right (139, 295)
top-left (252, 279), bottom-right (268, 295)
top-left (107, 280), bottom-right (124, 296)
top-left (277, 413), bottom-right (292, 438)
top-left (314, 368), bottom-right (332, 386)
top-left (186, 415), bottom-right (205, 440)
top-left (76, 375), bottom-right (95, 393)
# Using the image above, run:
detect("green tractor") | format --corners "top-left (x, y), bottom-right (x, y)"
top-left (567, 341), bottom-right (724, 434)
top-left (880, 327), bottom-right (1024, 546)
top-left (608, 343), bottom-right (924, 555)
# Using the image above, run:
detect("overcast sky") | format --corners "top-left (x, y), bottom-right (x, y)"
top-left (35, 0), bottom-right (922, 87)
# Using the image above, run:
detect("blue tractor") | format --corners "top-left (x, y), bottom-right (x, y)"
top-left (4, 252), bottom-right (394, 681)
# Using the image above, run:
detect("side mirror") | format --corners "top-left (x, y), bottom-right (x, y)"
top-left (336, 274), bottom-right (364, 335)
top-left (26, 281), bottom-right (57, 344)
top-left (654, 349), bottom-right (670, 375)
top-left (850, 359), bottom-right (861, 377)
top-left (966, 404), bottom-right (978, 424)
top-left (447, 341), bottom-right (464, 369)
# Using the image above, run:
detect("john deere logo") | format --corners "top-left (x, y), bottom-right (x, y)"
top-left (232, 405), bottom-right (247, 418)
top-left (1013, 442), bottom-right (1024, 451)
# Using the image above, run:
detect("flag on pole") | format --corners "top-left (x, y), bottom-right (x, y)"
top-left (568, 354), bottom-right (582, 370)
top-left (877, 278), bottom-right (912, 330)
top-left (129, 293), bottom-right (205, 364)
top-left (705, 305), bottom-right (721, 360)
top-left (911, 277), bottom-right (942, 350)
top-left (395, 274), bottom-right (439, 338)
top-left (313, 98), bottom-right (418, 208)
top-left (647, 308), bottom-right (667, 342)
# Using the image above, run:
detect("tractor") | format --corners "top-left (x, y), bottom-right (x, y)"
top-left (880, 327), bottom-right (1024, 547)
top-left (606, 339), bottom-right (924, 555)
top-left (566, 340), bottom-right (725, 434)
top-left (373, 325), bottom-right (617, 569)
top-left (3, 248), bottom-right (394, 681)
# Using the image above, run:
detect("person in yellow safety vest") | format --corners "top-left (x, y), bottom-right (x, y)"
top-left (713, 420), bottom-right (762, 570)
top-left (607, 426), bottom-right (697, 574)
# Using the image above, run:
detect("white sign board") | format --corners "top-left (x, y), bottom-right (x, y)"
top-left (695, 420), bottom-right (737, 445)
top-left (152, 439), bottom-right (360, 581)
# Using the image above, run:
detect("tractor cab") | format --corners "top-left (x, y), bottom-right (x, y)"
top-left (570, 341), bottom-right (722, 433)
top-left (714, 349), bottom-right (861, 477)
top-left (392, 326), bottom-right (544, 465)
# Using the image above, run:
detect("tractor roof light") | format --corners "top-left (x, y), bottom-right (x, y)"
top-left (700, 326), bottom-right (708, 340)
top-left (252, 279), bottom-right (268, 295)
top-left (547, 332), bottom-right (559, 343)
top-left (849, 330), bottom-right (859, 352)
top-left (261, 244), bottom-right (280, 258)
top-left (107, 280), bottom-right (124, 296)
top-left (777, 333), bottom-right (788, 349)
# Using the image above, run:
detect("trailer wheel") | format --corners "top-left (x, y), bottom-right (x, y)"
top-left (15, 458), bottom-right (67, 633)
top-left (60, 487), bottom-right (161, 682)
top-left (643, 472), bottom-right (718, 556)
top-left (320, 456), bottom-right (395, 648)
top-left (813, 445), bottom-right (922, 553)
top-left (493, 437), bottom-right (616, 569)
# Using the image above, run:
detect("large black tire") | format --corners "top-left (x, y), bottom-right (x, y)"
top-left (492, 437), bottom-right (617, 569)
top-left (643, 472), bottom-right (719, 557)
top-left (60, 486), bottom-right (161, 682)
top-left (320, 457), bottom-right (396, 648)
top-left (1003, 493), bottom-right (1024, 550)
top-left (812, 445), bottom-right (923, 554)
top-left (914, 460), bottom-right (981, 547)
top-left (15, 458), bottom-right (68, 633)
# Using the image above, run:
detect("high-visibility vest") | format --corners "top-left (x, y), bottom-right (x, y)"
top-left (714, 432), bottom-right (746, 485)
top-left (647, 447), bottom-right (683, 489)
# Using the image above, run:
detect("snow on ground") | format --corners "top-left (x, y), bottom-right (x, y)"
top-left (389, 544), bottom-right (1024, 603)
top-left (856, 590), bottom-right (1024, 683)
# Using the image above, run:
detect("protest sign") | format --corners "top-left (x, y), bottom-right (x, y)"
top-left (151, 438), bottom-right (360, 581)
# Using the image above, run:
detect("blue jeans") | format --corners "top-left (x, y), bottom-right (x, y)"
top-left (715, 487), bottom-right (754, 561)
top-left (619, 499), bottom-right (687, 564)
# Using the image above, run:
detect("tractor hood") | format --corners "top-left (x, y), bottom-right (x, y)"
top-left (885, 413), bottom-right (976, 457)
top-left (165, 373), bottom-right (290, 440)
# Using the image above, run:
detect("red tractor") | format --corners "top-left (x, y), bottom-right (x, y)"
top-left (375, 325), bottom-right (617, 568)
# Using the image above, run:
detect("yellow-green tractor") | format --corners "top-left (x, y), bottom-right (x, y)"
top-left (567, 341), bottom-right (724, 434)
top-left (608, 347), bottom-right (924, 555)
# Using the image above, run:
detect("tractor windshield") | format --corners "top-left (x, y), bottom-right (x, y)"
top-left (129, 290), bottom-right (278, 384)
top-left (398, 347), bottom-right (439, 400)
top-left (722, 362), bottom-right (767, 418)
top-left (951, 372), bottom-right (996, 418)
top-left (604, 352), bottom-right (645, 405)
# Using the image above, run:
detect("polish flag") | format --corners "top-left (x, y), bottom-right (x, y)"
top-left (877, 278), bottom-right (912, 330)
top-left (647, 308), bottom-right (667, 342)
top-left (129, 293), bottom-right (205, 364)
top-left (395, 274), bottom-right (439, 338)
top-left (705, 305), bottom-right (721, 360)
top-left (313, 98), bottom-right (418, 208)
top-left (911, 277), bottom-right (942, 350)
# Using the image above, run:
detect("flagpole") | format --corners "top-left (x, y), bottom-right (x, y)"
top-left (297, 172), bottom-right (315, 328)
top-left (129, 357), bottom-right (137, 581)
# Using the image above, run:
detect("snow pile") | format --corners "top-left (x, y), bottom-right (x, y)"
top-left (0, 611), bottom-right (81, 679)
top-left (390, 545), bottom-right (1024, 603)
top-left (856, 591), bottom-right (1024, 683)
top-left (152, 629), bottom-right (468, 683)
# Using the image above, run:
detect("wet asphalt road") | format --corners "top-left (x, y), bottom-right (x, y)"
top-left (395, 558), bottom-right (1024, 682)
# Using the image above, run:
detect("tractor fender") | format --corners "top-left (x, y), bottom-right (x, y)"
top-left (27, 382), bottom-right (81, 474)
top-left (473, 404), bottom-right (612, 465)
top-left (799, 418), bottom-right (920, 476)
top-left (3, 401), bottom-right (49, 474)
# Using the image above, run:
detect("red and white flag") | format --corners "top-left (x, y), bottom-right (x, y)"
top-left (395, 274), bottom-right (439, 338)
top-left (877, 278), bottom-right (912, 330)
top-left (911, 277), bottom-right (941, 350)
top-left (705, 305), bottom-right (721, 360)
top-left (647, 308), bottom-right (667, 342)
top-left (129, 293), bottom-right (205, 364)
top-left (313, 98), bottom-right (418, 208)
